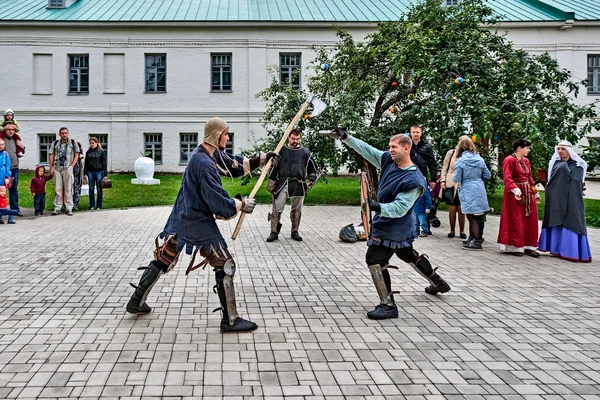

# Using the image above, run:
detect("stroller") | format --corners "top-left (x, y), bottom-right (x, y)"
top-left (427, 176), bottom-right (442, 230)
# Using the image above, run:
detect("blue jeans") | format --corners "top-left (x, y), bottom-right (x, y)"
top-left (87, 171), bottom-right (104, 209)
top-left (5, 168), bottom-right (19, 222)
top-left (414, 212), bottom-right (429, 235)
top-left (34, 193), bottom-right (46, 214)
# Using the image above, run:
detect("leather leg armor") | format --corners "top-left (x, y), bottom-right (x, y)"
top-left (405, 250), bottom-right (451, 295)
top-left (290, 209), bottom-right (302, 233)
top-left (368, 264), bottom-right (395, 307)
top-left (270, 212), bottom-right (281, 233)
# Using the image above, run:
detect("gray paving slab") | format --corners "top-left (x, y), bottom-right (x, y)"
top-left (1, 204), bottom-right (599, 399)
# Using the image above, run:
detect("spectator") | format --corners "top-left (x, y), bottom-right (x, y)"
top-left (413, 186), bottom-right (432, 237)
top-left (84, 137), bottom-right (108, 210)
top-left (538, 141), bottom-right (591, 262)
top-left (439, 137), bottom-right (467, 239)
top-left (0, 138), bottom-right (13, 224)
top-left (72, 142), bottom-right (85, 210)
top-left (453, 136), bottom-right (491, 251)
top-left (30, 165), bottom-right (53, 216)
top-left (497, 139), bottom-right (540, 257)
top-left (409, 125), bottom-right (438, 190)
top-left (49, 127), bottom-right (79, 216)
top-left (0, 186), bottom-right (19, 220)
top-left (0, 122), bottom-right (24, 221)
top-left (0, 110), bottom-right (24, 157)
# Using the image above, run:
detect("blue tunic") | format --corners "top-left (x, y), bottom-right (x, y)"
top-left (161, 146), bottom-right (246, 254)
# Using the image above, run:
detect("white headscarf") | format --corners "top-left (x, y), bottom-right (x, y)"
top-left (547, 140), bottom-right (587, 183)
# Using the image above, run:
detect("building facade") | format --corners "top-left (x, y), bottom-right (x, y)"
top-left (1, 0), bottom-right (599, 172)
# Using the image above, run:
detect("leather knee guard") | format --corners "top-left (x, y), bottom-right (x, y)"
top-left (409, 253), bottom-right (442, 286)
top-left (368, 264), bottom-right (394, 306)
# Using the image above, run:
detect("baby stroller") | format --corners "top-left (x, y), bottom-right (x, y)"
top-left (427, 176), bottom-right (442, 230)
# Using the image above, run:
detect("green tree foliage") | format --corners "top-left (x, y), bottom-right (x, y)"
top-left (255, 0), bottom-right (600, 193)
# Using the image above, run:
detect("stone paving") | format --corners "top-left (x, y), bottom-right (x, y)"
top-left (1, 205), bottom-right (599, 400)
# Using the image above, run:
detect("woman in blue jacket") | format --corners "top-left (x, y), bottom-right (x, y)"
top-left (453, 136), bottom-right (491, 250)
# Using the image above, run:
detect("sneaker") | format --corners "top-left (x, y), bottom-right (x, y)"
top-left (52, 211), bottom-right (59, 216)
top-left (126, 301), bottom-right (152, 315)
top-left (419, 233), bottom-right (428, 238)
top-left (462, 239), bottom-right (482, 251)
top-left (425, 231), bottom-right (432, 236)
top-left (16, 211), bottom-right (23, 217)
top-left (17, 151), bottom-right (24, 158)
top-left (7, 219), bottom-right (16, 224)
top-left (67, 211), bottom-right (73, 216)
top-left (90, 207), bottom-right (95, 210)
top-left (459, 233), bottom-right (467, 239)
top-left (0, 220), bottom-right (3, 224)
top-left (367, 304), bottom-right (399, 320)
top-left (447, 232), bottom-right (455, 238)
top-left (425, 280), bottom-right (451, 295)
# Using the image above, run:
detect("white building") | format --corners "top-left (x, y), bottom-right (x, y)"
top-left (1, 0), bottom-right (599, 172)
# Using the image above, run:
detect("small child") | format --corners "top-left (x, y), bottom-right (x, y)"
top-left (0, 185), bottom-right (18, 219)
top-left (30, 166), bottom-right (53, 216)
top-left (0, 109), bottom-right (24, 157)
top-left (414, 186), bottom-right (433, 237)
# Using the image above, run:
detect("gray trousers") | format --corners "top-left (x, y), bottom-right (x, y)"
top-left (273, 182), bottom-right (304, 213)
top-left (54, 166), bottom-right (74, 212)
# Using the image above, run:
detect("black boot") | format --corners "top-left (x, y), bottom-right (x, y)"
top-left (215, 274), bottom-right (257, 333)
top-left (408, 254), bottom-right (451, 296)
top-left (266, 231), bottom-right (279, 242)
top-left (425, 278), bottom-right (451, 295)
top-left (290, 210), bottom-right (303, 241)
top-left (367, 304), bottom-right (399, 320)
top-left (291, 231), bottom-right (303, 241)
top-left (126, 261), bottom-right (163, 314)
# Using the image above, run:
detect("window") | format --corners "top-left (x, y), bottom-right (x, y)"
top-left (89, 134), bottom-right (108, 159)
top-left (588, 55), bottom-right (600, 94)
top-left (145, 54), bottom-right (167, 92)
top-left (180, 133), bottom-right (198, 163)
top-left (68, 55), bottom-right (89, 94)
top-left (211, 53), bottom-right (232, 92)
top-left (38, 134), bottom-right (56, 164)
top-left (144, 133), bottom-right (162, 163)
top-left (48, 0), bottom-right (65, 8)
top-left (280, 53), bottom-right (301, 90)
top-left (225, 132), bottom-right (234, 154)
top-left (444, 0), bottom-right (460, 5)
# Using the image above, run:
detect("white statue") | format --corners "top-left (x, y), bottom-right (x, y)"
top-left (131, 156), bottom-right (160, 185)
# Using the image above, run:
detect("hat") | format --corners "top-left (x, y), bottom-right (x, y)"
top-left (204, 117), bottom-right (229, 149)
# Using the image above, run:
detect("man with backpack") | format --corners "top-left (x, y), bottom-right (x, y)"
top-left (49, 127), bottom-right (79, 216)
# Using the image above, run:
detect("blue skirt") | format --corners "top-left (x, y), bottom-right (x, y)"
top-left (538, 226), bottom-right (592, 263)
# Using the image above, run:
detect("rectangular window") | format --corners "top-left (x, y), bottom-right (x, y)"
top-left (445, 0), bottom-right (460, 5)
top-left (89, 134), bottom-right (108, 160)
top-left (48, 0), bottom-right (65, 8)
top-left (145, 54), bottom-right (167, 92)
top-left (225, 132), bottom-right (234, 154)
top-left (144, 133), bottom-right (162, 163)
top-left (280, 53), bottom-right (301, 90)
top-left (68, 55), bottom-right (89, 94)
top-left (180, 132), bottom-right (198, 163)
top-left (39, 134), bottom-right (56, 164)
top-left (588, 55), bottom-right (600, 94)
top-left (211, 53), bottom-right (232, 92)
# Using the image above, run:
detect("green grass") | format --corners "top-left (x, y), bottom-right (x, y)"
top-left (14, 172), bottom-right (600, 227)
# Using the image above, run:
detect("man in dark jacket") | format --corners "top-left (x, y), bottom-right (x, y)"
top-left (410, 125), bottom-right (438, 190)
top-left (266, 129), bottom-right (318, 242)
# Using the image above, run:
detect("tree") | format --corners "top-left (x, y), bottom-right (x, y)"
top-left (255, 0), bottom-right (600, 195)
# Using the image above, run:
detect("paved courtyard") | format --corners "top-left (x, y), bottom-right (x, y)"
top-left (1, 205), bottom-right (599, 400)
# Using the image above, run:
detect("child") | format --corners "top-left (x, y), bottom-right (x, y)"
top-left (0, 109), bottom-right (24, 157)
top-left (0, 185), bottom-right (18, 219)
top-left (30, 165), bottom-right (53, 216)
top-left (414, 186), bottom-right (433, 237)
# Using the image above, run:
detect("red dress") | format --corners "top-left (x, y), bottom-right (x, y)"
top-left (497, 155), bottom-right (539, 249)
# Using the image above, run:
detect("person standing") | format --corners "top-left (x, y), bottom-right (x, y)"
top-left (453, 136), bottom-right (491, 251)
top-left (497, 139), bottom-right (540, 257)
top-left (127, 117), bottom-right (268, 334)
top-left (328, 128), bottom-right (451, 320)
top-left (0, 122), bottom-right (25, 221)
top-left (0, 138), bottom-right (14, 224)
top-left (84, 137), bottom-right (108, 210)
top-left (409, 125), bottom-right (438, 190)
top-left (266, 129), bottom-right (318, 242)
top-left (439, 138), bottom-right (467, 239)
top-left (538, 141), bottom-right (591, 262)
top-left (48, 127), bottom-right (79, 216)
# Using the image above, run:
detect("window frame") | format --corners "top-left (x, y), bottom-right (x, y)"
top-left (38, 134), bottom-right (57, 165)
top-left (225, 132), bottom-right (234, 154)
top-left (145, 54), bottom-right (167, 93)
top-left (180, 132), bottom-right (198, 164)
top-left (144, 133), bottom-right (163, 164)
top-left (279, 53), bottom-right (302, 90)
top-left (68, 54), bottom-right (89, 94)
top-left (211, 53), bottom-right (233, 92)
top-left (588, 54), bottom-right (600, 95)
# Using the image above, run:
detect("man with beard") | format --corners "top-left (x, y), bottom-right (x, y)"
top-left (265, 129), bottom-right (318, 242)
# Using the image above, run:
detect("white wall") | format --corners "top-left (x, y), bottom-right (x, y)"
top-left (1, 23), bottom-right (599, 171)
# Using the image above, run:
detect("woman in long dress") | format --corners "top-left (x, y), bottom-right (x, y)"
top-left (538, 141), bottom-right (591, 262)
top-left (497, 139), bottom-right (540, 257)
